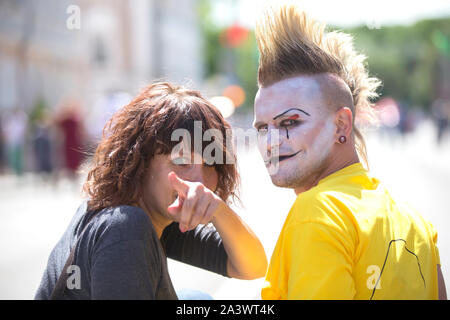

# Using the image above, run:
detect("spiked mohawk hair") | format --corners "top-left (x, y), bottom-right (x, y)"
top-left (255, 4), bottom-right (382, 166)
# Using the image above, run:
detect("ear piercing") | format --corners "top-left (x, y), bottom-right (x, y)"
top-left (339, 136), bottom-right (347, 144)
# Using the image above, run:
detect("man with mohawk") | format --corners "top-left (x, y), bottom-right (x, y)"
top-left (253, 4), bottom-right (446, 300)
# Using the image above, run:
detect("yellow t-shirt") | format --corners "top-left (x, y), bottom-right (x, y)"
top-left (261, 162), bottom-right (440, 300)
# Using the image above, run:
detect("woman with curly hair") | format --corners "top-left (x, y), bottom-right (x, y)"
top-left (35, 82), bottom-right (267, 300)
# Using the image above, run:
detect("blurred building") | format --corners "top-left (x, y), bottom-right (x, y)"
top-left (0, 0), bottom-right (204, 113)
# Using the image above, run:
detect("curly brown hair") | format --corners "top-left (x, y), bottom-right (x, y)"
top-left (83, 82), bottom-right (239, 212)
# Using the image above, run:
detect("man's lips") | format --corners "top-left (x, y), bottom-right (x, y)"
top-left (265, 150), bottom-right (302, 164)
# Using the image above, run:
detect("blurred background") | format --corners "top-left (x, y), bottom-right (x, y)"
top-left (0, 0), bottom-right (449, 299)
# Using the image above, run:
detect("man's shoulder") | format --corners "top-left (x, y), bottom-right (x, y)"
top-left (394, 202), bottom-right (437, 237)
top-left (291, 187), bottom-right (338, 213)
top-left (288, 187), bottom-right (356, 229)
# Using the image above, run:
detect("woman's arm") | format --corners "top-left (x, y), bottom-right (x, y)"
top-left (161, 222), bottom-right (229, 277)
top-left (167, 172), bottom-right (268, 280)
top-left (211, 202), bottom-right (268, 279)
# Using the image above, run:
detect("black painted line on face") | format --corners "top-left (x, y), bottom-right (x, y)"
top-left (274, 109), bottom-right (308, 140)
top-left (272, 107), bottom-right (311, 120)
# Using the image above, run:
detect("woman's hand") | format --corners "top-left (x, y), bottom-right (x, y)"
top-left (167, 171), bottom-right (223, 233)
top-left (167, 171), bottom-right (268, 279)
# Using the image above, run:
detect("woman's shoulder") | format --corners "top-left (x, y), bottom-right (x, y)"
top-left (97, 204), bottom-right (150, 226)
top-left (83, 203), bottom-right (157, 248)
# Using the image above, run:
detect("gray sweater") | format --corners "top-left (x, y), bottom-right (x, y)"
top-left (34, 201), bottom-right (228, 300)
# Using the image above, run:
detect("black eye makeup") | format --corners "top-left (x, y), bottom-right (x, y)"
top-left (254, 108), bottom-right (309, 139)
top-left (272, 108), bottom-right (310, 139)
top-left (279, 115), bottom-right (301, 139)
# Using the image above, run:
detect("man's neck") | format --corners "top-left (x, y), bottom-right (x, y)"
top-left (294, 151), bottom-right (360, 196)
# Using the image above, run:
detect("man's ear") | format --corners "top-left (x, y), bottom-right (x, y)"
top-left (334, 107), bottom-right (354, 140)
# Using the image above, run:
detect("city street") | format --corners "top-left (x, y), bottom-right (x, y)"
top-left (0, 119), bottom-right (449, 300)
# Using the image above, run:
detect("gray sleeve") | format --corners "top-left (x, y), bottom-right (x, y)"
top-left (90, 239), bottom-right (158, 299)
top-left (160, 222), bottom-right (229, 277)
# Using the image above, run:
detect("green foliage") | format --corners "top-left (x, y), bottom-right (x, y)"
top-left (233, 31), bottom-right (259, 110)
top-left (340, 17), bottom-right (450, 109)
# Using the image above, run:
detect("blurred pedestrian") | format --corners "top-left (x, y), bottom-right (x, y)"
top-left (28, 99), bottom-right (55, 185)
top-left (0, 113), bottom-right (5, 174)
top-left (1, 108), bottom-right (28, 176)
top-left (398, 101), bottom-right (415, 137)
top-left (55, 99), bottom-right (86, 179)
top-left (254, 4), bottom-right (445, 300)
top-left (32, 119), bottom-right (53, 178)
top-left (431, 98), bottom-right (450, 144)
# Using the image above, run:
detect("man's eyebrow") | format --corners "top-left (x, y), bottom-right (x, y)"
top-left (273, 108), bottom-right (311, 120)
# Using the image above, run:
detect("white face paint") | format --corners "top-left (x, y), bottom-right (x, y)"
top-left (307, 115), bottom-right (336, 165)
top-left (254, 76), bottom-right (337, 189)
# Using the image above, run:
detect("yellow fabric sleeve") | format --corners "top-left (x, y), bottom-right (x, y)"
top-left (430, 223), bottom-right (441, 266)
top-left (284, 221), bottom-right (356, 299)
